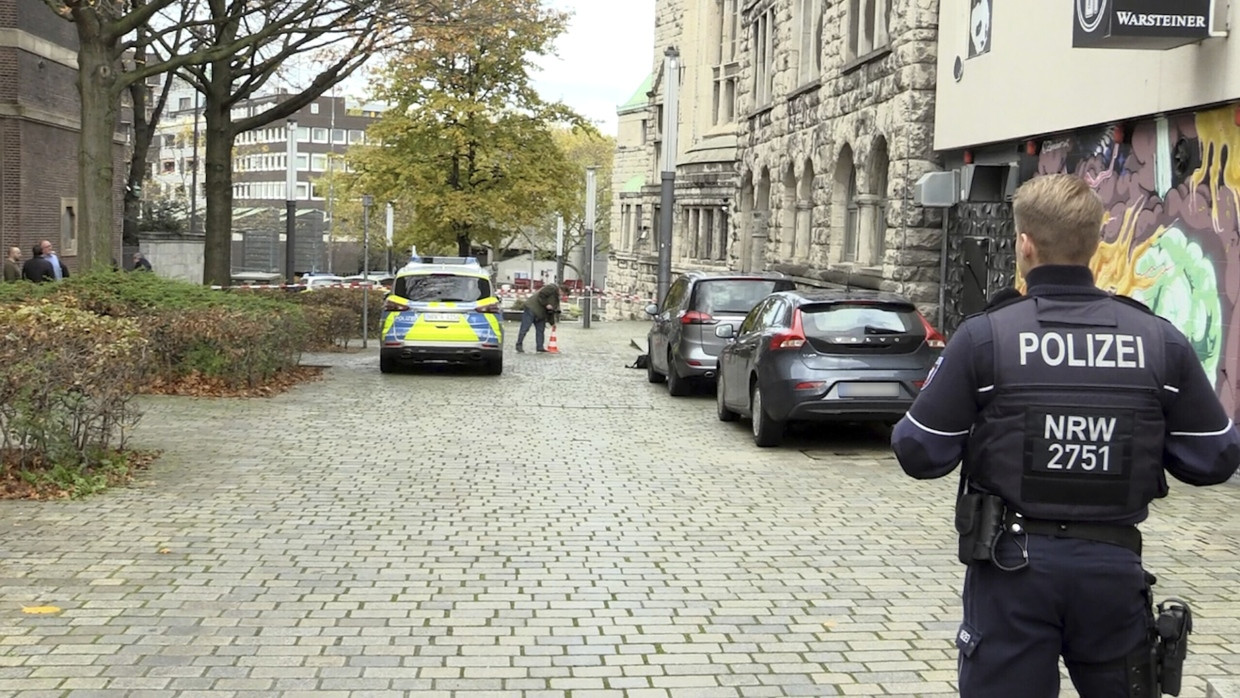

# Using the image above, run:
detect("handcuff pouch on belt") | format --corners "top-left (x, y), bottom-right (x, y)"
top-left (955, 491), bottom-right (1005, 565)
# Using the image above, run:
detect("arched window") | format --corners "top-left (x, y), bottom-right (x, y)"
top-left (796, 159), bottom-right (815, 260)
top-left (870, 136), bottom-right (890, 262)
top-left (833, 146), bottom-right (859, 263)
top-left (781, 165), bottom-right (797, 260)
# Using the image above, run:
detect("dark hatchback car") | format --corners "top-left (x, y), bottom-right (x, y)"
top-left (714, 289), bottom-right (946, 447)
top-left (645, 272), bottom-right (797, 396)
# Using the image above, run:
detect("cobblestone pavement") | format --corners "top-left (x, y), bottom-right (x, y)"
top-left (2, 320), bottom-right (1239, 697)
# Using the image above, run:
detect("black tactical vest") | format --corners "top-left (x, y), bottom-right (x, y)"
top-left (964, 294), bottom-right (1170, 523)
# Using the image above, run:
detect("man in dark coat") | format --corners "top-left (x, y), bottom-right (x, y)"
top-left (22, 244), bottom-right (54, 283)
top-left (515, 282), bottom-right (561, 353)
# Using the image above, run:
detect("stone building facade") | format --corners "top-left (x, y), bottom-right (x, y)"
top-left (609, 0), bottom-right (944, 320)
top-left (0, 0), bottom-right (127, 271)
top-left (607, 0), bottom-right (745, 316)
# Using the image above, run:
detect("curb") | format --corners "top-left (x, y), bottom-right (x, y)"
top-left (1209, 678), bottom-right (1240, 698)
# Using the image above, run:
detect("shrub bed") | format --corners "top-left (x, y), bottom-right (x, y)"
top-left (0, 303), bottom-right (154, 498)
top-left (0, 273), bottom-right (311, 391)
top-left (242, 287), bottom-right (385, 350)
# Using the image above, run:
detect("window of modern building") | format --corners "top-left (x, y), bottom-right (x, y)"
top-left (297, 154), bottom-right (310, 171)
top-left (332, 129), bottom-right (346, 144)
top-left (312, 128), bottom-right (328, 143)
top-left (311, 154), bottom-right (327, 172)
top-left (296, 183), bottom-right (310, 199)
top-left (297, 126), bottom-right (310, 143)
top-left (797, 0), bottom-right (823, 82)
top-left (178, 96), bottom-right (191, 111)
top-left (348, 129), bottom-right (364, 144)
top-left (849, 0), bottom-right (892, 59)
top-left (310, 103), bottom-right (320, 115)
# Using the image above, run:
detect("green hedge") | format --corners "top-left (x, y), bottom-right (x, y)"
top-left (0, 303), bottom-right (149, 475)
top-left (0, 273), bottom-right (308, 388)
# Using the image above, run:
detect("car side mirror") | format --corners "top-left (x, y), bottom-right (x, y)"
top-left (644, 303), bottom-right (659, 316)
top-left (714, 324), bottom-right (735, 339)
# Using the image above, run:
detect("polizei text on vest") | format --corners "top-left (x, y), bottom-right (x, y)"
top-left (1018, 332), bottom-right (1146, 369)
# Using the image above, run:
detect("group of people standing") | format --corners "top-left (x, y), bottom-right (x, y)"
top-left (3, 241), bottom-right (69, 283)
top-left (3, 244), bottom-right (152, 283)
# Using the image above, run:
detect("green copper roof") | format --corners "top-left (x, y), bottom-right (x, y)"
top-left (623, 175), bottom-right (646, 193)
top-left (618, 74), bottom-right (653, 114)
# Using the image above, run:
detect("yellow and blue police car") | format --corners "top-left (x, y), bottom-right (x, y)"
top-left (379, 256), bottom-right (504, 375)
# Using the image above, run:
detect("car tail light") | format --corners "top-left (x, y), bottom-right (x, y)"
top-left (680, 310), bottom-right (716, 325)
top-left (770, 310), bottom-right (807, 350)
top-left (914, 379), bottom-right (926, 389)
top-left (476, 302), bottom-right (501, 314)
top-left (918, 313), bottom-right (947, 349)
top-left (384, 299), bottom-right (409, 312)
top-left (794, 381), bottom-right (825, 391)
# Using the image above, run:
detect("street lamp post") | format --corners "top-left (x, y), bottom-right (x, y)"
top-left (583, 167), bottom-right (598, 329)
top-left (284, 118), bottom-right (298, 284)
top-left (385, 202), bottom-right (395, 273)
top-left (362, 194), bottom-right (374, 349)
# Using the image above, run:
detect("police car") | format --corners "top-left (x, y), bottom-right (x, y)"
top-left (379, 256), bottom-right (504, 375)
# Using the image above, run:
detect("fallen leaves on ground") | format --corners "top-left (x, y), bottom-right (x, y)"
top-left (0, 450), bottom-right (160, 501)
top-left (142, 366), bottom-right (324, 398)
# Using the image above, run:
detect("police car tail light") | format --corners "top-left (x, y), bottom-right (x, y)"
top-left (770, 311), bottom-right (807, 350)
top-left (680, 310), bottom-right (716, 325)
top-left (918, 313), bottom-right (946, 349)
top-left (383, 299), bottom-right (409, 312)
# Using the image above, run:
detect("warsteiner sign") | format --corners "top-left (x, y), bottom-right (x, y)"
top-left (1073, 0), bottom-right (1212, 49)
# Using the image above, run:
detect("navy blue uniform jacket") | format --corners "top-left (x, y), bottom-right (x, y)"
top-left (891, 265), bottom-right (1240, 516)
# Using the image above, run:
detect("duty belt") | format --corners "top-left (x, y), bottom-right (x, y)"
top-left (1004, 511), bottom-right (1142, 556)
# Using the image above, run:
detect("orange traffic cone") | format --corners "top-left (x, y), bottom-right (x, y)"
top-left (546, 326), bottom-right (560, 354)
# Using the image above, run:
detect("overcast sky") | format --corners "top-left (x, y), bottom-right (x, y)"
top-left (531, 0), bottom-right (656, 134)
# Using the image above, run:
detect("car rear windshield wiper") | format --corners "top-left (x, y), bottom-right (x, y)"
top-left (863, 325), bottom-right (904, 335)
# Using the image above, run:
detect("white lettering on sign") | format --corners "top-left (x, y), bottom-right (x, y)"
top-left (1114, 11), bottom-right (1207, 29)
top-left (1045, 414), bottom-right (1117, 443)
top-left (1018, 332), bottom-right (1145, 369)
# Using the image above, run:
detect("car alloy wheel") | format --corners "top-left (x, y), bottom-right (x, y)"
top-left (750, 381), bottom-right (785, 447)
top-left (666, 351), bottom-right (690, 396)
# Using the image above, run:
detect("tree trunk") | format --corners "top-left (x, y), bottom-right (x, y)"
top-left (123, 60), bottom-right (156, 247)
top-left (74, 13), bottom-right (121, 272)
top-left (201, 64), bottom-right (235, 286)
top-left (456, 232), bottom-right (470, 257)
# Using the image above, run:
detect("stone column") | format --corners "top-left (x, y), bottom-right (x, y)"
top-left (750, 210), bottom-right (769, 272)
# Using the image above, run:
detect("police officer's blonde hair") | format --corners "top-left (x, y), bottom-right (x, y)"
top-left (1012, 174), bottom-right (1104, 265)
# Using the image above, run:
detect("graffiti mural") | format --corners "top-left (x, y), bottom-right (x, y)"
top-left (1037, 106), bottom-right (1240, 417)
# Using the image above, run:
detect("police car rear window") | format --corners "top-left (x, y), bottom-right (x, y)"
top-left (395, 274), bottom-right (491, 302)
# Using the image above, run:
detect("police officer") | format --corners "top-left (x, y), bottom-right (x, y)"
top-left (891, 174), bottom-right (1240, 697)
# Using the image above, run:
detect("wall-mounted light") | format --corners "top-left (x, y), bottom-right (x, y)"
top-left (963, 150), bottom-right (974, 165)
top-left (1025, 140), bottom-right (1039, 156)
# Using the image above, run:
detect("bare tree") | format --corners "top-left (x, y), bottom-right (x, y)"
top-left (168, 0), bottom-right (431, 285)
top-left (39, 0), bottom-right (280, 270)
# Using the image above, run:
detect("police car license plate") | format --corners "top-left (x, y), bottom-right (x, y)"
top-left (838, 382), bottom-right (900, 398)
top-left (423, 313), bottom-right (458, 322)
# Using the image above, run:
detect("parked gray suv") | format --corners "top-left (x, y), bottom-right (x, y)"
top-left (645, 271), bottom-right (796, 396)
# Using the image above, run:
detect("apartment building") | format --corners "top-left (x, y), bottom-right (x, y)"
top-left (0, 0), bottom-right (127, 269)
top-left (928, 0), bottom-right (1240, 418)
top-left (609, 0), bottom-right (943, 318)
top-left (148, 85), bottom-right (379, 217)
